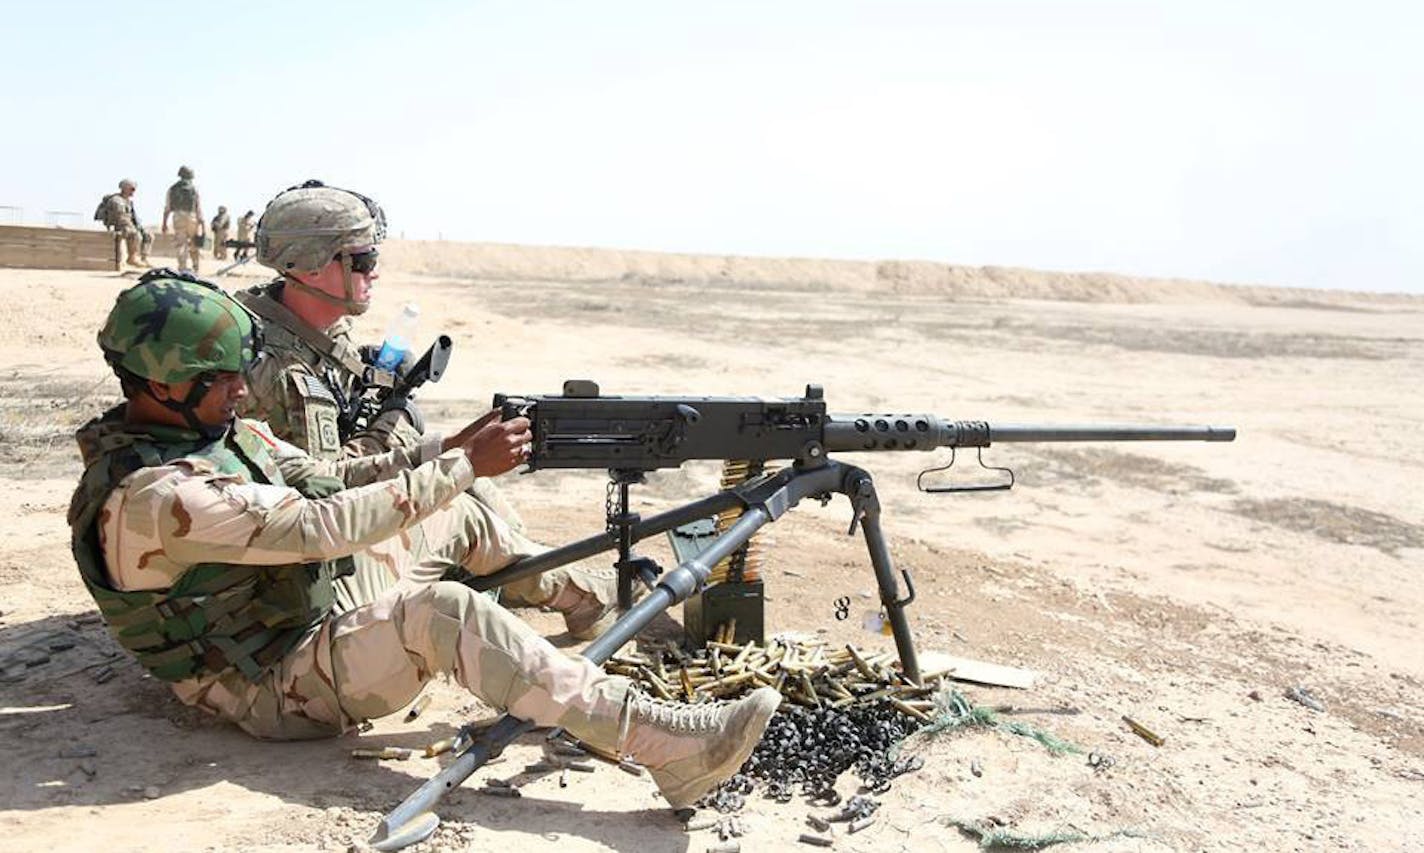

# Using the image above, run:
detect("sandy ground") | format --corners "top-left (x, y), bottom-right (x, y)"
top-left (1, 244), bottom-right (1421, 852)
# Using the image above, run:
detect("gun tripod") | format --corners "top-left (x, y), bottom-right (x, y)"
top-left (371, 457), bottom-right (921, 850)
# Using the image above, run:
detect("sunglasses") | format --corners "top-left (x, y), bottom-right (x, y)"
top-left (337, 249), bottom-right (379, 274)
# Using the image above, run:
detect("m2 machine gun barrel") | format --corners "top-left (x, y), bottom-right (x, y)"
top-left (496, 380), bottom-right (1235, 471)
top-left (825, 416), bottom-right (1235, 453)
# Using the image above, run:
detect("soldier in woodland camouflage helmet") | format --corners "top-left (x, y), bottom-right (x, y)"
top-left (241, 181), bottom-right (623, 636)
top-left (96, 268), bottom-right (261, 436)
top-left (68, 271), bottom-right (778, 806)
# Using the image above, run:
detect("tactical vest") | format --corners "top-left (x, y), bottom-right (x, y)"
top-left (168, 180), bottom-right (197, 212)
top-left (68, 414), bottom-right (351, 683)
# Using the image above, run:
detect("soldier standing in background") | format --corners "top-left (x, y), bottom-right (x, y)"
top-left (94, 179), bottom-right (152, 268)
top-left (162, 166), bottom-right (206, 273)
top-left (235, 210), bottom-right (256, 261)
top-left (211, 206), bottom-right (231, 260)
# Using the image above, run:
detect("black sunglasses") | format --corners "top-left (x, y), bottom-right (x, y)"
top-left (337, 249), bottom-right (379, 274)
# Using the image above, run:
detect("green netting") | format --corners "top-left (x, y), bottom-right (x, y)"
top-left (944, 819), bottom-right (1147, 850)
top-left (892, 689), bottom-right (1082, 758)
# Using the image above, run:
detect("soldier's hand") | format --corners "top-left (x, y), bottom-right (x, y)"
top-left (449, 410), bottom-right (532, 477)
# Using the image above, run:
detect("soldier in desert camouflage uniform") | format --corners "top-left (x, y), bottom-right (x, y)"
top-left (235, 210), bottom-right (257, 261)
top-left (67, 271), bottom-right (778, 810)
top-left (95, 179), bottom-right (152, 268)
top-left (162, 166), bottom-right (206, 273)
top-left (211, 206), bottom-right (231, 260)
top-left (235, 181), bottom-right (621, 637)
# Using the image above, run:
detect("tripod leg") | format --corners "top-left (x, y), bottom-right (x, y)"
top-left (850, 475), bottom-right (922, 684)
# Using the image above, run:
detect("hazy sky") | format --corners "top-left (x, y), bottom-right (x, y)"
top-left (3, 1), bottom-right (1419, 292)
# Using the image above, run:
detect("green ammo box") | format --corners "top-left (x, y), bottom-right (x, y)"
top-left (667, 517), bottom-right (765, 646)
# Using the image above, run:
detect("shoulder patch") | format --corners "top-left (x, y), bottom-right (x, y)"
top-left (298, 373), bottom-right (338, 404)
top-left (287, 375), bottom-right (343, 457)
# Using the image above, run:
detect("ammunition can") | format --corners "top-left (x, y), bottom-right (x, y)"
top-left (684, 580), bottom-right (764, 647)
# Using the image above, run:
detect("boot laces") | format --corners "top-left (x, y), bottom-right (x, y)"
top-left (629, 693), bottom-right (728, 734)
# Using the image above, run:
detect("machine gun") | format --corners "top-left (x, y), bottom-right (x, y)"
top-left (213, 239), bottom-right (257, 277)
top-left (337, 335), bottom-right (453, 439)
top-left (370, 380), bottom-right (1233, 850)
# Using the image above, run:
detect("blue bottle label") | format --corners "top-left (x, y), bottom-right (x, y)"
top-left (375, 341), bottom-right (407, 371)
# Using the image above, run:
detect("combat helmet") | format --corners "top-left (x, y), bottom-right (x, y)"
top-left (99, 269), bottom-right (261, 432)
top-left (177, 165), bottom-right (194, 179)
top-left (255, 180), bottom-right (386, 312)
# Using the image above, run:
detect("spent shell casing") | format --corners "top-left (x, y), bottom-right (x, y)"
top-left (424, 737), bottom-right (456, 758)
top-left (478, 786), bottom-right (522, 798)
top-left (684, 816), bottom-right (718, 832)
top-left (523, 761), bottom-right (559, 773)
top-left (848, 815), bottom-right (877, 834)
top-left (806, 815), bottom-right (832, 832)
top-left (549, 743), bottom-right (587, 758)
top-left (617, 758), bottom-right (645, 776)
top-left (797, 833), bottom-right (834, 847)
top-left (890, 697), bottom-right (931, 722)
top-left (485, 778), bottom-right (512, 788)
top-left (351, 747), bottom-right (411, 760)
top-left (559, 768), bottom-right (569, 788)
top-left (1122, 715), bottom-right (1166, 747)
top-left (705, 842), bottom-right (740, 853)
top-left (565, 761), bottom-right (596, 773)
top-left (403, 694), bottom-right (432, 722)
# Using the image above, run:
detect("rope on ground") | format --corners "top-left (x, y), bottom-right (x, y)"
top-left (943, 818), bottom-right (1148, 850)
top-left (891, 689), bottom-right (1082, 758)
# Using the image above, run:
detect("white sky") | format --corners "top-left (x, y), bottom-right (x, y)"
top-left (2, 1), bottom-right (1420, 292)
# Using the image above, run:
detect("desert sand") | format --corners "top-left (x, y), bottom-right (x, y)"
top-left (0, 241), bottom-right (1420, 852)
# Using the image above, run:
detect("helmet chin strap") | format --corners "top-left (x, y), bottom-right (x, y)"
top-left (280, 255), bottom-right (368, 315)
top-left (149, 376), bottom-right (230, 439)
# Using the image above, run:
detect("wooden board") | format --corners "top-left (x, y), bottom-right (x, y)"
top-left (919, 650), bottom-right (1039, 689)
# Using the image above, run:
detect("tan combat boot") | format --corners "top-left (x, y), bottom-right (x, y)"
top-left (617, 686), bottom-right (781, 808)
top-left (546, 569), bottom-right (624, 640)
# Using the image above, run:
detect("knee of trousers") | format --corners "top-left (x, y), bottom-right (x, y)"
top-left (426, 579), bottom-right (484, 622)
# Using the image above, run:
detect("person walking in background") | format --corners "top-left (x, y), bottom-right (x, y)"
top-left (162, 165), bottom-right (206, 273)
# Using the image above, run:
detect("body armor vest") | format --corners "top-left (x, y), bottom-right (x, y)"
top-left (68, 411), bottom-right (350, 683)
top-left (168, 180), bottom-right (198, 212)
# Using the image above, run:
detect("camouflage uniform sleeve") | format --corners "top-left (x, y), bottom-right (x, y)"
top-left (241, 353), bottom-right (345, 459)
top-left (262, 423), bottom-right (440, 489)
top-left (342, 408), bottom-right (429, 458)
top-left (111, 448), bottom-right (477, 571)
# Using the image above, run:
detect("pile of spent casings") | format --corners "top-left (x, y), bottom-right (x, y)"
top-left (603, 637), bottom-right (941, 812)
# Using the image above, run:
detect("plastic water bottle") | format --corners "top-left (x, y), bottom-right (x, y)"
top-left (374, 303), bottom-right (420, 371)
